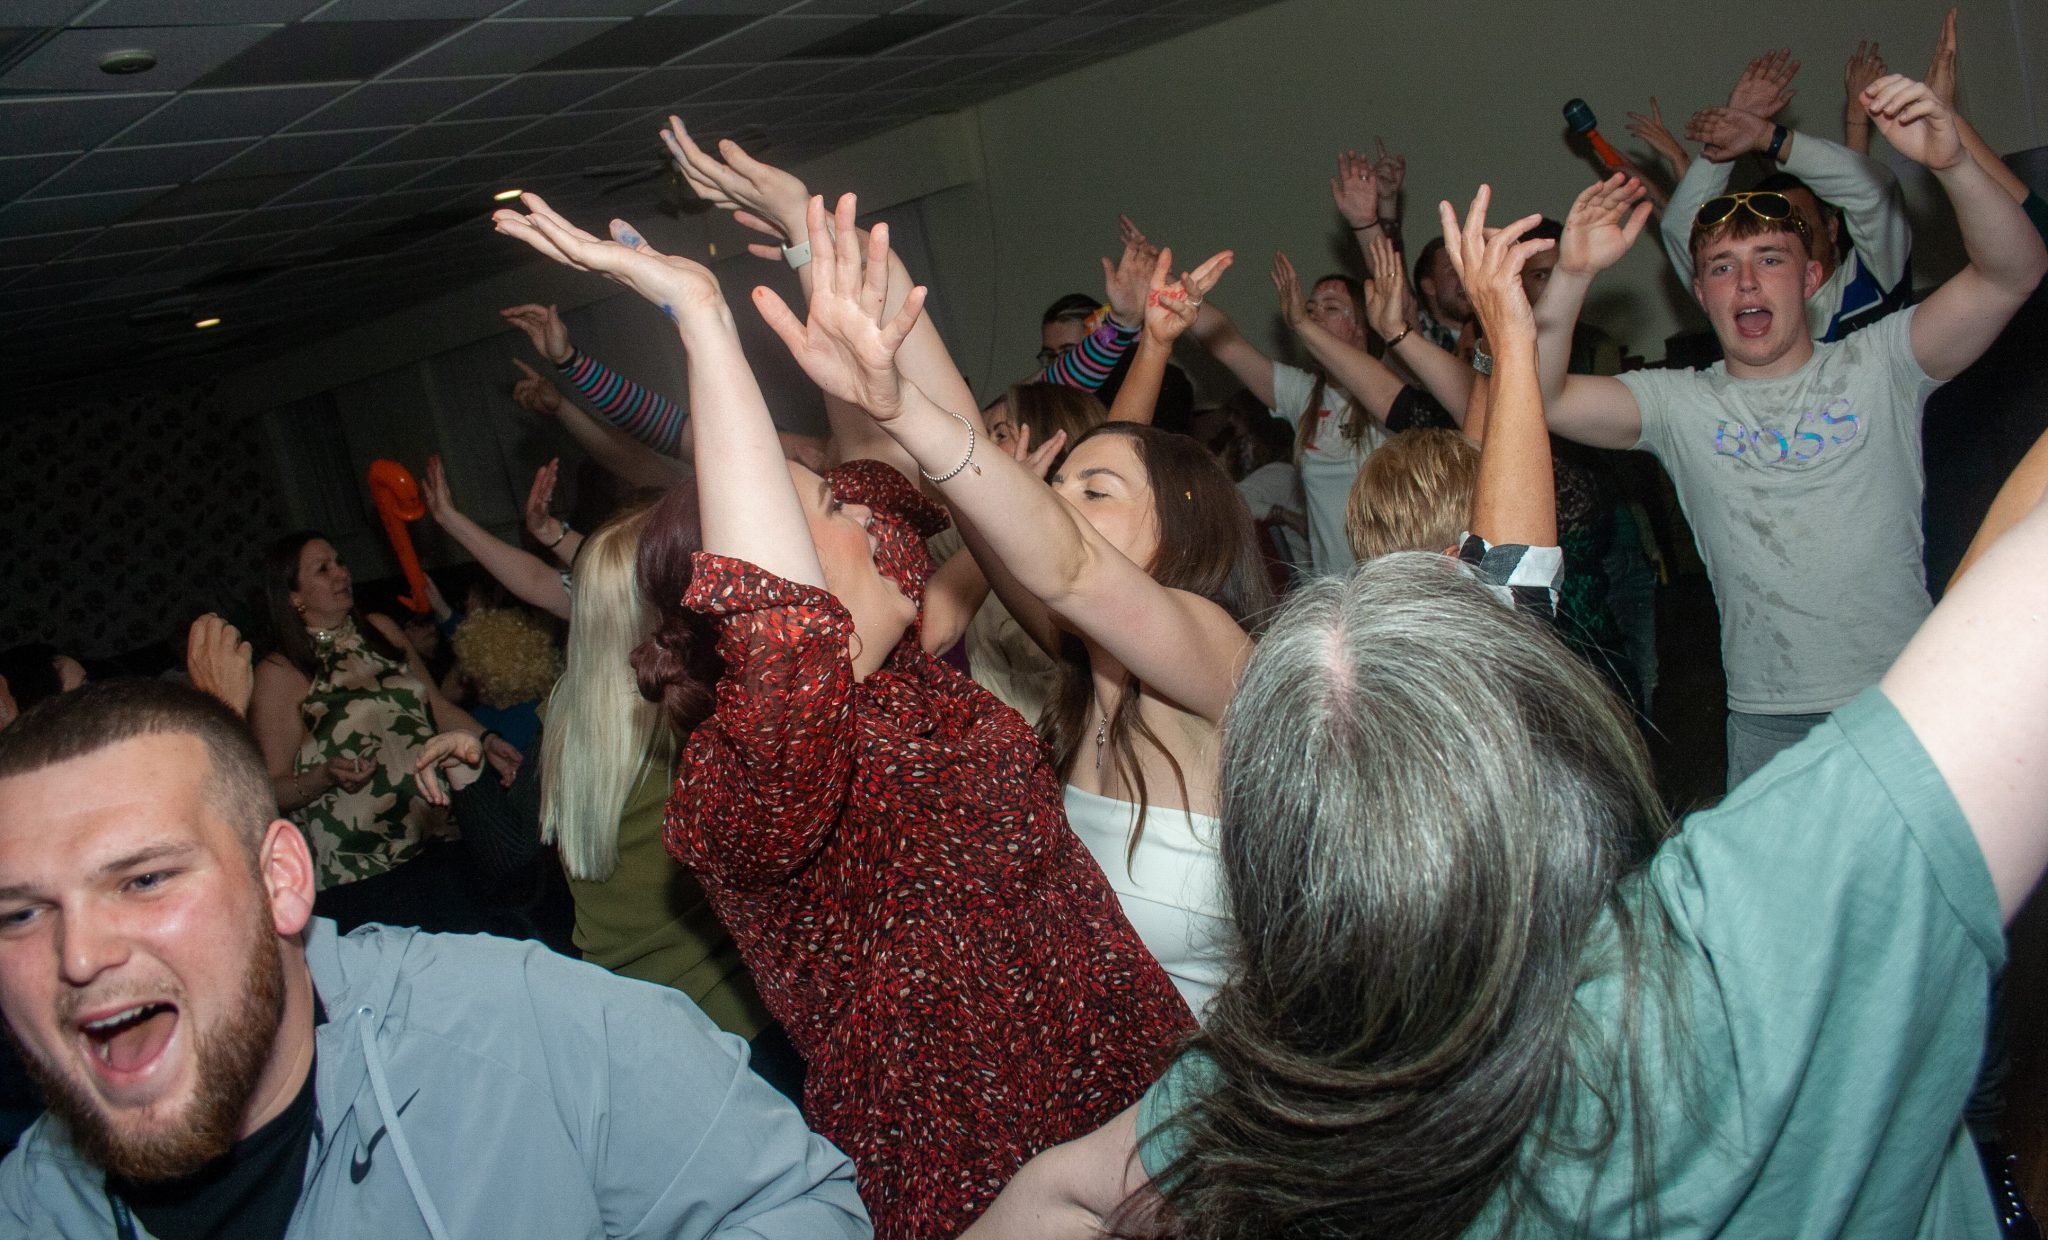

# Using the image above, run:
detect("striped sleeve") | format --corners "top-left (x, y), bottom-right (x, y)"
top-left (556, 349), bottom-right (686, 455)
top-left (1456, 533), bottom-right (1563, 622)
top-left (1038, 317), bottom-right (1138, 391)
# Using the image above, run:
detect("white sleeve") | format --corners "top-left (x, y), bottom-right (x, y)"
top-left (1779, 131), bottom-right (1912, 291)
top-left (1268, 362), bottom-right (1314, 422)
top-left (1660, 156), bottom-right (1736, 285)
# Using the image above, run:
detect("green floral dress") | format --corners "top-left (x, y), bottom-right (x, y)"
top-left (291, 618), bottom-right (449, 889)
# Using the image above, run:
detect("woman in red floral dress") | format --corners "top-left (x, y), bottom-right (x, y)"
top-left (494, 195), bottom-right (1193, 1240)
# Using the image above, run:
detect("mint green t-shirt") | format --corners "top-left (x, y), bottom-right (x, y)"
top-left (1138, 688), bottom-right (2004, 1236)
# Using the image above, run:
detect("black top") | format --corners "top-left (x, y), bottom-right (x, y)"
top-left (112, 1004), bottom-right (324, 1240)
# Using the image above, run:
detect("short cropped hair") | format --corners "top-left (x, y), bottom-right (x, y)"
top-left (1346, 429), bottom-right (1480, 561)
top-left (1688, 200), bottom-right (1812, 273)
top-left (0, 679), bottom-right (277, 847)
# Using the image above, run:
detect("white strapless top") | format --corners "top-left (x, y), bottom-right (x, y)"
top-left (1063, 784), bottom-right (1230, 1019)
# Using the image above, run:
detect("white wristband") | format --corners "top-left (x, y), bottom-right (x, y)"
top-left (782, 239), bottom-right (811, 269)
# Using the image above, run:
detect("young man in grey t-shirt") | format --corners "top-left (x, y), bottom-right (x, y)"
top-left (1532, 74), bottom-right (2046, 788)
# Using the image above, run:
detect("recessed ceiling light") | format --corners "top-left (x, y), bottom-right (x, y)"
top-left (99, 49), bottom-right (158, 76)
top-left (194, 317), bottom-right (222, 329)
top-left (493, 188), bottom-right (524, 201)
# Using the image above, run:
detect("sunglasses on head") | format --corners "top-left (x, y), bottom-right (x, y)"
top-left (1692, 191), bottom-right (1811, 241)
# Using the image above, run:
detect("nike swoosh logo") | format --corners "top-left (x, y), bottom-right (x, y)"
top-left (349, 1089), bottom-right (419, 1183)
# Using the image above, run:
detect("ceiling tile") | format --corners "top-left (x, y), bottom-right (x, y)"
top-left (677, 15), bottom-right (867, 62)
top-left (803, 53), bottom-right (931, 91)
top-left (438, 68), bottom-right (635, 119)
top-left (123, 172), bottom-right (303, 220)
top-left (305, 0), bottom-right (505, 16)
top-left (80, 0), bottom-right (326, 21)
top-left (715, 57), bottom-right (854, 97)
top-left (571, 63), bottom-right (740, 111)
top-left (201, 202), bottom-right (358, 240)
top-left (386, 19), bottom-right (628, 79)
top-left (134, 237), bottom-right (271, 274)
top-left (64, 213), bottom-right (249, 256)
top-left (528, 15), bottom-right (750, 70)
top-left (786, 12), bottom-right (960, 57)
top-left (194, 19), bottom-right (468, 89)
top-left (398, 151), bottom-right (540, 191)
top-left (0, 230), bottom-right (97, 266)
top-left (275, 160), bottom-right (437, 204)
top-left (476, 109), bottom-right (638, 151)
top-left (6, 253), bottom-right (139, 294)
top-left (202, 127), bottom-right (406, 178)
top-left (0, 154), bottom-right (77, 205)
top-left (885, 14), bottom-right (1031, 55)
top-left (0, 25), bottom-right (277, 93)
top-left (28, 139), bottom-right (252, 198)
top-left (501, 0), bottom-right (676, 14)
top-left (0, 94), bottom-right (170, 158)
top-left (284, 77), bottom-right (498, 132)
top-left (0, 186), bottom-right (167, 236)
top-left (647, 0), bottom-right (801, 13)
top-left (18, 1), bottom-right (92, 21)
top-left (105, 84), bottom-right (354, 146)
top-left (358, 118), bottom-right (540, 163)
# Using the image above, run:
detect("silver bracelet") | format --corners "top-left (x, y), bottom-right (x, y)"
top-left (1471, 344), bottom-right (1494, 376)
top-left (920, 411), bottom-right (983, 483)
top-left (781, 238), bottom-right (811, 269)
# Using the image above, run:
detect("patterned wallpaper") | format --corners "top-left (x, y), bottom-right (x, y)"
top-left (0, 379), bottom-right (287, 661)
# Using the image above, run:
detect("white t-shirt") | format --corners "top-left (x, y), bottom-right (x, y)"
top-left (1235, 460), bottom-right (1309, 572)
top-left (1618, 307), bottom-right (1941, 715)
top-left (1271, 362), bottom-right (1383, 576)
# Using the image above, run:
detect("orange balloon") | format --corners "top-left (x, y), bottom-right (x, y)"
top-left (368, 459), bottom-right (432, 614)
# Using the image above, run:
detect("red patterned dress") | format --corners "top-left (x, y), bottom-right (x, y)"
top-left (665, 462), bottom-right (1194, 1240)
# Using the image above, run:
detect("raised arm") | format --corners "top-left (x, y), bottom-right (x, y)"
top-left (519, 458), bottom-right (583, 569)
top-left (757, 195), bottom-right (1253, 722)
top-left (1273, 250), bottom-right (1407, 425)
top-left (502, 302), bottom-right (697, 464)
top-left (664, 118), bottom-right (971, 472)
top-left (1442, 188), bottom-right (1557, 549)
top-left (508, 359), bottom-right (682, 490)
top-left (1107, 247), bottom-right (1234, 426)
top-left (1883, 441), bottom-right (2048, 920)
top-left (1033, 229), bottom-right (1153, 392)
top-left (1925, 9), bottom-right (2033, 206)
top-left (1537, 175), bottom-right (1650, 450)
top-left (1624, 97), bottom-right (1692, 188)
top-left (1364, 230), bottom-right (1472, 419)
top-left (1862, 75), bottom-right (2048, 379)
top-left (419, 454), bottom-right (573, 621)
top-left (496, 192), bottom-right (822, 588)
top-left (1843, 39), bottom-right (1888, 153)
top-left (1186, 299), bottom-right (1276, 409)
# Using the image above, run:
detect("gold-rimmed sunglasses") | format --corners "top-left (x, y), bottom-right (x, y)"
top-left (1691, 191), bottom-right (1811, 242)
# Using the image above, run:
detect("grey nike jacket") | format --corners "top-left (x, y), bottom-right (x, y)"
top-left (0, 919), bottom-right (871, 1239)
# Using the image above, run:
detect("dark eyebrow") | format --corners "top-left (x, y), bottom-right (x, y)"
top-left (0, 843), bottom-right (197, 904)
top-left (1076, 467), bottom-right (1127, 484)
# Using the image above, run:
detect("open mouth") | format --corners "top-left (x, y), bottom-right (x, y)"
top-left (78, 1003), bottom-right (178, 1079)
top-left (1733, 307), bottom-right (1773, 340)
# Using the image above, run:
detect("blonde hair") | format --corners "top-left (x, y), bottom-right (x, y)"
top-left (450, 607), bottom-right (562, 708)
top-left (1345, 429), bottom-right (1479, 561)
top-left (539, 503), bottom-right (670, 881)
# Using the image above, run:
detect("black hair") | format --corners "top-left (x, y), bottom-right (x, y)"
top-left (1041, 292), bottom-right (1100, 326)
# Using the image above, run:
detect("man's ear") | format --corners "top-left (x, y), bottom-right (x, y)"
top-left (1803, 259), bottom-right (1825, 300)
top-left (1691, 275), bottom-right (1706, 305)
top-left (257, 819), bottom-right (316, 937)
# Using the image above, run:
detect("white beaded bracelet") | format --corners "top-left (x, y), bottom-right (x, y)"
top-left (920, 411), bottom-right (983, 483)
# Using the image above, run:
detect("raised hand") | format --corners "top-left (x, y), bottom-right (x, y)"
top-left (186, 614), bottom-right (254, 717)
top-left (499, 302), bottom-right (571, 364)
top-left (1558, 173), bottom-right (1652, 277)
top-left (413, 731), bottom-right (483, 806)
top-left (1845, 39), bottom-right (1889, 108)
top-left (324, 752), bottom-right (377, 795)
top-left (1005, 423), bottom-right (1068, 480)
top-left (1144, 247), bottom-right (1233, 348)
top-left (483, 734), bottom-right (522, 787)
top-left (1102, 234), bottom-right (1154, 328)
top-left (1371, 137), bottom-right (1405, 221)
top-left (1330, 149), bottom-right (1380, 229)
top-left (754, 193), bottom-right (928, 422)
top-left (1925, 8), bottom-right (1957, 108)
top-left (510, 359), bottom-right (564, 416)
top-left (1862, 74), bottom-right (1964, 171)
top-left (524, 458), bottom-right (561, 544)
top-left (1437, 186), bottom-right (1552, 345)
top-left (1118, 212), bottom-right (1154, 257)
top-left (1363, 231), bottom-right (1415, 340)
top-left (421, 453), bottom-right (458, 522)
top-left (1270, 251), bottom-right (1307, 329)
top-left (662, 116), bottom-right (811, 260)
top-left (1729, 47), bottom-right (1799, 117)
top-left (1624, 97), bottom-right (1691, 178)
top-left (1686, 106), bottom-right (1774, 163)
top-left (491, 193), bottom-right (724, 322)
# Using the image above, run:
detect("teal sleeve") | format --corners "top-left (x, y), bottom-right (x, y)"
top-left (1134, 1049), bottom-right (1218, 1183)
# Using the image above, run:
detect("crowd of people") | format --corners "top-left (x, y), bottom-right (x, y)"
top-left (2, 15), bottom-right (2048, 1239)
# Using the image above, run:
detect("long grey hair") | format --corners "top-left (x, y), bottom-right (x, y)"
top-left (1136, 553), bottom-right (1680, 1238)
